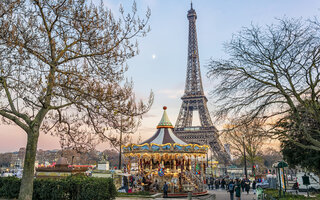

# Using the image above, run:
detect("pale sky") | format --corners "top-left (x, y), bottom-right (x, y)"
top-left (1, 0), bottom-right (320, 152)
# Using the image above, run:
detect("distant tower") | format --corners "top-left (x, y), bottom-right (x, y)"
top-left (174, 3), bottom-right (230, 163)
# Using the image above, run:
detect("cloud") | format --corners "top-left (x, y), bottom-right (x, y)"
top-left (143, 113), bottom-right (157, 118)
top-left (158, 89), bottom-right (184, 99)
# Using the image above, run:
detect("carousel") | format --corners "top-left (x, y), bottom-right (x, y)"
top-left (122, 106), bottom-right (209, 197)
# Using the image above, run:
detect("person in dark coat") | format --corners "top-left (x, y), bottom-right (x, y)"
top-left (228, 180), bottom-right (235, 200)
top-left (163, 181), bottom-right (168, 198)
top-left (235, 179), bottom-right (241, 200)
top-left (240, 179), bottom-right (245, 192)
top-left (215, 179), bottom-right (220, 189)
top-left (123, 176), bottom-right (129, 193)
top-left (210, 177), bottom-right (214, 190)
top-left (252, 180), bottom-right (257, 195)
top-left (221, 179), bottom-right (226, 189)
top-left (245, 179), bottom-right (250, 194)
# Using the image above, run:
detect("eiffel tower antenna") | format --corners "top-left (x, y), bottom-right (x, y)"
top-left (175, 4), bottom-right (230, 163)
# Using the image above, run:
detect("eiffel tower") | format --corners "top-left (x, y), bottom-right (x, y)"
top-left (174, 3), bottom-right (230, 163)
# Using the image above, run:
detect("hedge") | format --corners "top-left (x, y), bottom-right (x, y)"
top-left (0, 176), bottom-right (20, 199)
top-left (0, 176), bottom-right (117, 200)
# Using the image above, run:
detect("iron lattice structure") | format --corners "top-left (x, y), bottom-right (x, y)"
top-left (175, 4), bottom-right (230, 163)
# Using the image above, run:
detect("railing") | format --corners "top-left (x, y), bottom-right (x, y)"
top-left (184, 170), bottom-right (204, 192)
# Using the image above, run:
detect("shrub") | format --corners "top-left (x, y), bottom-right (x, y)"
top-left (0, 176), bottom-right (20, 199)
top-left (0, 176), bottom-right (117, 200)
top-left (78, 177), bottom-right (117, 200)
top-left (33, 178), bottom-right (68, 200)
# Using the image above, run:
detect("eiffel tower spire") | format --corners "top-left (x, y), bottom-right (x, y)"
top-left (184, 2), bottom-right (204, 97)
top-left (175, 4), bottom-right (230, 163)
top-left (175, 4), bottom-right (212, 129)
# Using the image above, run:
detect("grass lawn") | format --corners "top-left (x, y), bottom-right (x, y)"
top-left (264, 189), bottom-right (320, 200)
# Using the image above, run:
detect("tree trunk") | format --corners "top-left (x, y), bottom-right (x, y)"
top-left (18, 130), bottom-right (39, 200)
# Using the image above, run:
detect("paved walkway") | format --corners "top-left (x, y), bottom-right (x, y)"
top-left (116, 189), bottom-right (258, 200)
top-left (208, 189), bottom-right (257, 200)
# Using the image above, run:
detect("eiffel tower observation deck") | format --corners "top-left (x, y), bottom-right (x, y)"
top-left (175, 3), bottom-right (230, 163)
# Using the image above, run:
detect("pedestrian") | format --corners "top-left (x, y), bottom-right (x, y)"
top-left (123, 176), bottom-right (129, 193)
top-left (235, 179), bottom-right (241, 200)
top-left (245, 179), bottom-right (250, 194)
top-left (226, 179), bottom-right (229, 191)
top-left (252, 180), bottom-right (257, 195)
top-left (153, 180), bottom-right (159, 192)
top-left (240, 179), bottom-right (245, 192)
top-left (293, 180), bottom-right (299, 194)
top-left (215, 178), bottom-right (220, 189)
top-left (206, 177), bottom-right (210, 190)
top-left (163, 181), bottom-right (168, 198)
top-left (221, 178), bottom-right (226, 189)
top-left (228, 180), bottom-right (235, 200)
top-left (210, 177), bottom-right (214, 190)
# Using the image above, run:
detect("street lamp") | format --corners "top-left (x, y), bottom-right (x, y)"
top-left (118, 115), bottom-right (123, 170)
top-left (242, 135), bottom-right (248, 179)
top-left (206, 139), bottom-right (209, 167)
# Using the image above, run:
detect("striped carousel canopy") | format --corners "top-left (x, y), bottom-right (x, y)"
top-left (140, 106), bottom-right (187, 145)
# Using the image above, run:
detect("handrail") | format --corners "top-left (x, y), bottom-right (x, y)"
top-left (184, 170), bottom-right (204, 192)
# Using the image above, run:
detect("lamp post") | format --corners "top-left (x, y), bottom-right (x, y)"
top-left (242, 135), bottom-right (248, 179)
top-left (206, 140), bottom-right (209, 167)
top-left (118, 115), bottom-right (123, 170)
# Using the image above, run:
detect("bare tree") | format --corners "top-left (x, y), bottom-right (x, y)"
top-left (222, 120), bottom-right (268, 168)
top-left (207, 18), bottom-right (320, 152)
top-left (261, 147), bottom-right (282, 169)
top-left (0, 1), bottom-right (152, 199)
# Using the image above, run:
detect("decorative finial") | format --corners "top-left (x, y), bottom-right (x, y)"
top-left (157, 106), bottom-right (173, 129)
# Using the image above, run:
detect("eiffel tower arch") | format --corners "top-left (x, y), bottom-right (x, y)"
top-left (174, 3), bottom-right (230, 163)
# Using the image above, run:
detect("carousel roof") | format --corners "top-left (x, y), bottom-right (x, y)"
top-left (140, 106), bottom-right (187, 145)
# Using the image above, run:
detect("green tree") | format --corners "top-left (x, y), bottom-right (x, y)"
top-left (0, 1), bottom-right (152, 199)
top-left (279, 105), bottom-right (320, 174)
top-left (207, 18), bottom-right (320, 151)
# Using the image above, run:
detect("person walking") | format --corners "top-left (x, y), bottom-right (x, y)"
top-left (235, 179), bottom-right (241, 200)
top-left (245, 179), bottom-right (250, 194)
top-left (221, 178), bottom-right (226, 189)
top-left (241, 179), bottom-right (245, 192)
top-left (228, 180), bottom-right (235, 200)
top-left (210, 177), bottom-right (214, 190)
top-left (252, 180), bottom-right (257, 195)
top-left (215, 178), bottom-right (220, 189)
top-left (163, 181), bottom-right (168, 198)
